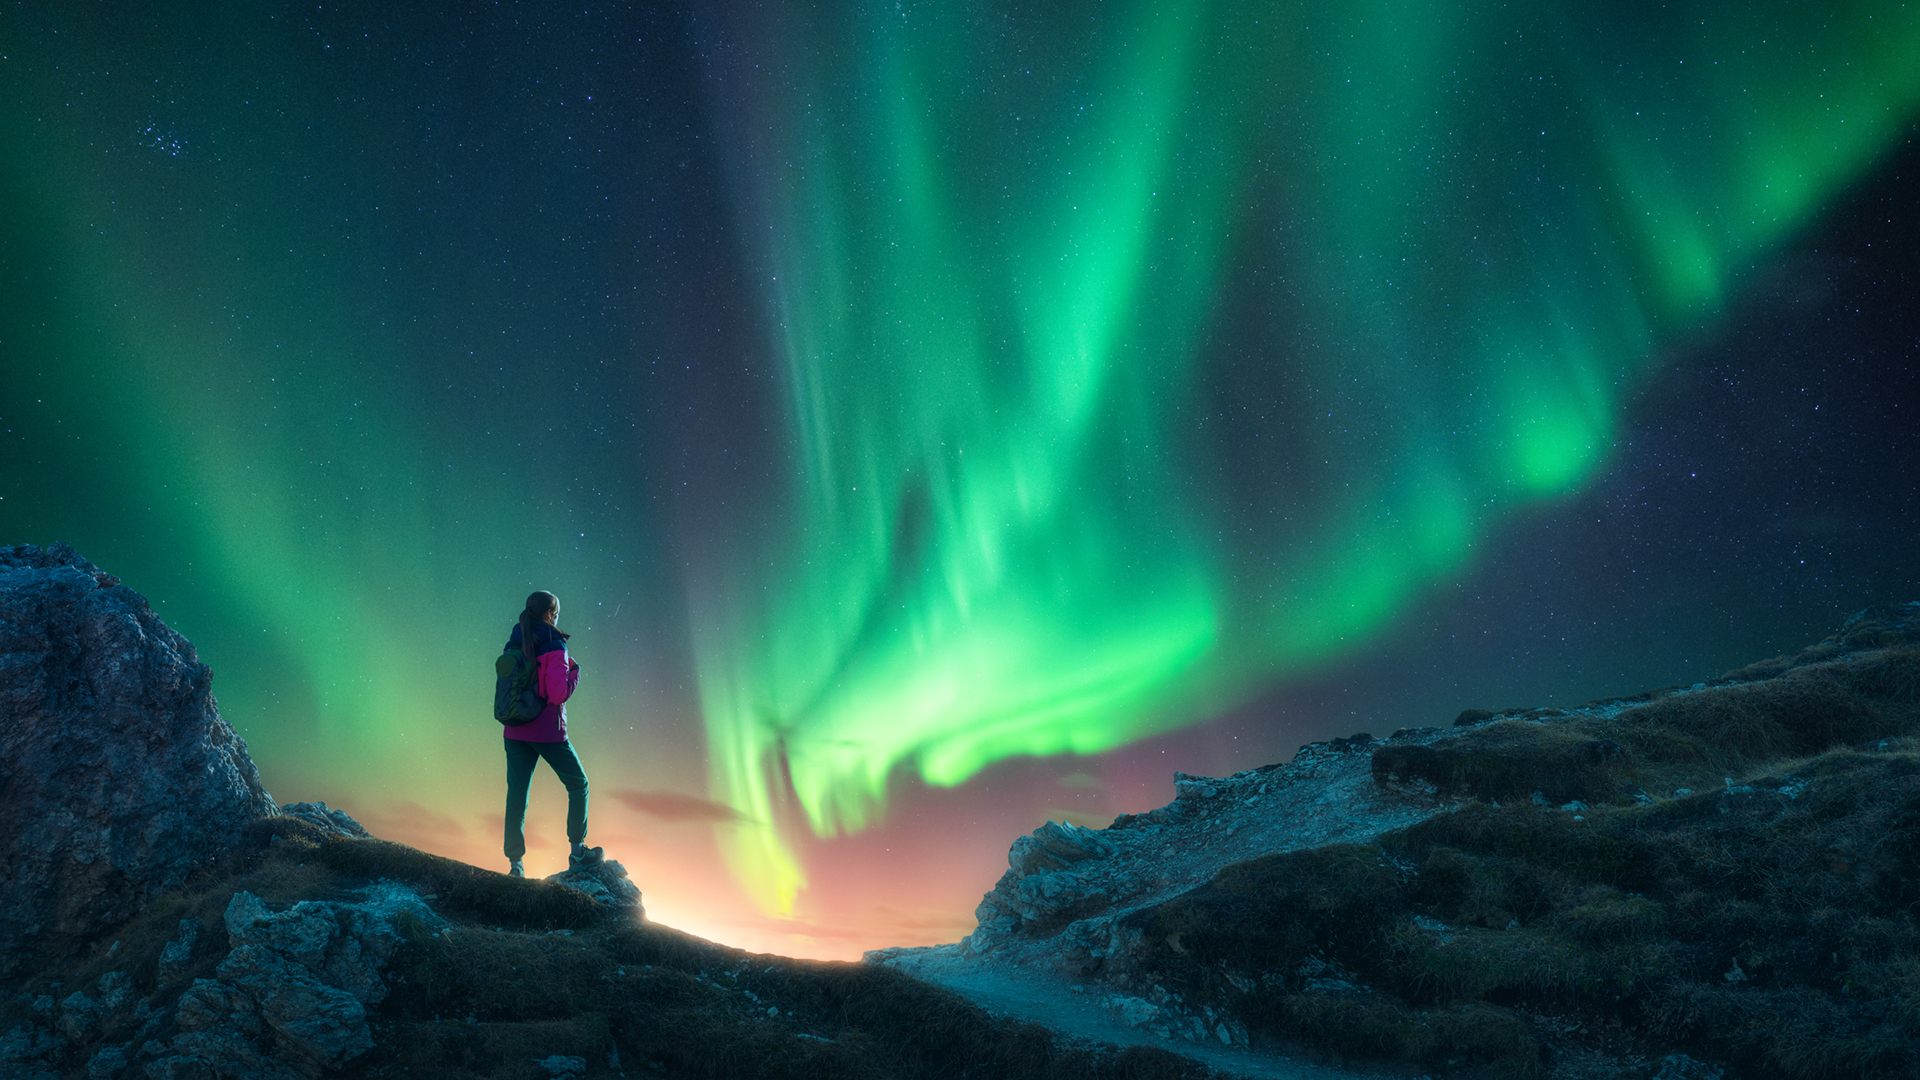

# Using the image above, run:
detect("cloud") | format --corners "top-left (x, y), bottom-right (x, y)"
top-left (610, 789), bottom-right (756, 824)
top-left (355, 800), bottom-right (471, 846)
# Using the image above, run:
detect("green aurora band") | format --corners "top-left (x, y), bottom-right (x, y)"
top-left (0, 9), bottom-right (679, 808)
top-left (693, 0), bottom-right (1920, 910)
top-left (2, 1), bottom-right (1917, 922)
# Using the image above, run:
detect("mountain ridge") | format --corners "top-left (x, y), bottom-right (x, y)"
top-left (877, 602), bottom-right (1920, 1080)
top-left (3, 544), bottom-right (1915, 1080)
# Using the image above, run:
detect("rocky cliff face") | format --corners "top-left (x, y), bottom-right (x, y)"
top-left (0, 543), bottom-right (278, 975)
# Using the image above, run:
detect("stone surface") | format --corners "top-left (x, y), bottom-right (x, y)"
top-left (156, 920), bottom-right (202, 986)
top-left (86, 1041), bottom-right (130, 1079)
top-left (544, 859), bottom-right (645, 917)
top-left (157, 1027), bottom-right (308, 1080)
top-left (960, 748), bottom-right (1445, 960)
top-left (276, 802), bottom-right (372, 840)
top-left (158, 884), bottom-right (439, 1076)
top-left (0, 1023), bottom-right (68, 1080)
top-left (219, 946), bottom-right (374, 1071)
top-left (0, 543), bottom-right (278, 975)
top-left (970, 819), bottom-right (1125, 939)
top-left (60, 971), bottom-right (136, 1041)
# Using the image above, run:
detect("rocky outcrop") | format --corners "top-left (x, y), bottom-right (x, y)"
top-left (4, 875), bottom-right (451, 1080)
top-left (970, 819), bottom-right (1128, 942)
top-left (0, 544), bottom-right (278, 975)
top-left (146, 881), bottom-right (440, 1079)
top-left (276, 802), bottom-right (373, 840)
top-left (0, 1018), bottom-right (67, 1080)
top-left (961, 751), bottom-right (1428, 962)
top-left (545, 859), bottom-right (646, 917)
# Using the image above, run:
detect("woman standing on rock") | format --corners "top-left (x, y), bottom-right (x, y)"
top-left (502, 590), bottom-right (602, 878)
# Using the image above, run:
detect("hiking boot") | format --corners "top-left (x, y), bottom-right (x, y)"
top-left (569, 844), bottom-right (604, 868)
top-left (508, 859), bottom-right (525, 878)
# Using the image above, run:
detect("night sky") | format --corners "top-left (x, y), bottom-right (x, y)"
top-left (3, 1), bottom-right (1917, 958)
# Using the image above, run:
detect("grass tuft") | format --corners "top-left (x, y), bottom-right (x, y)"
top-left (1372, 721), bottom-right (1633, 805)
top-left (311, 835), bottom-right (609, 930)
top-left (1107, 639), bottom-right (1920, 1080)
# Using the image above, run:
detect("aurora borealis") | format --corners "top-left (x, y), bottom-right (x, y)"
top-left (4, 1), bottom-right (1919, 957)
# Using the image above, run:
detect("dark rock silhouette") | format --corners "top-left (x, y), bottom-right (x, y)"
top-left (0, 543), bottom-right (277, 975)
top-left (147, 883), bottom-right (441, 1078)
top-left (277, 802), bottom-right (373, 840)
top-left (545, 859), bottom-right (645, 917)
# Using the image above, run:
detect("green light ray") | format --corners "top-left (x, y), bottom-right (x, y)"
top-left (695, 0), bottom-right (1920, 910)
top-left (0, 38), bottom-right (667, 800)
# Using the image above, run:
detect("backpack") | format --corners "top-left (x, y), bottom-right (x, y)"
top-left (494, 648), bottom-right (546, 725)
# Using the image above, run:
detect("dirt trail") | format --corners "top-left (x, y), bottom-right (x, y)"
top-left (879, 942), bottom-right (1403, 1079)
top-left (870, 733), bottom-right (1459, 1079)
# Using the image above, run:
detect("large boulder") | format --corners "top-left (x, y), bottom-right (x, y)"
top-left (0, 543), bottom-right (277, 974)
top-left (148, 884), bottom-right (440, 1077)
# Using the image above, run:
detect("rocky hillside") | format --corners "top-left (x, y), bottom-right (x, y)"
top-left (0, 548), bottom-right (1234, 1080)
top-left (4, 544), bottom-right (1915, 1080)
top-left (1, 801), bottom-right (1213, 1080)
top-left (878, 602), bottom-right (1920, 1080)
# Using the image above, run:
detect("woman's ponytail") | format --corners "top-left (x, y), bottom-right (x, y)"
top-left (521, 590), bottom-right (567, 666)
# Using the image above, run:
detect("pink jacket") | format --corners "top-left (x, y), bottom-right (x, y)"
top-left (504, 646), bottom-right (579, 743)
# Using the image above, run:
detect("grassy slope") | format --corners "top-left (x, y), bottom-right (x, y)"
top-left (8, 605), bottom-right (1916, 1079)
top-left (3, 816), bottom-right (1230, 1080)
top-left (1113, 608), bottom-right (1920, 1079)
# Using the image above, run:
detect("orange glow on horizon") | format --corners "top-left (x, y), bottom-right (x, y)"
top-left (349, 787), bottom-right (994, 961)
top-left (268, 719), bottom-right (1199, 962)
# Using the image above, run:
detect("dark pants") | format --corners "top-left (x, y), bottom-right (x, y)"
top-left (503, 738), bottom-right (589, 859)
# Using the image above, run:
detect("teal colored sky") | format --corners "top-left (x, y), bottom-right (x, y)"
top-left (2, 1), bottom-right (1918, 941)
